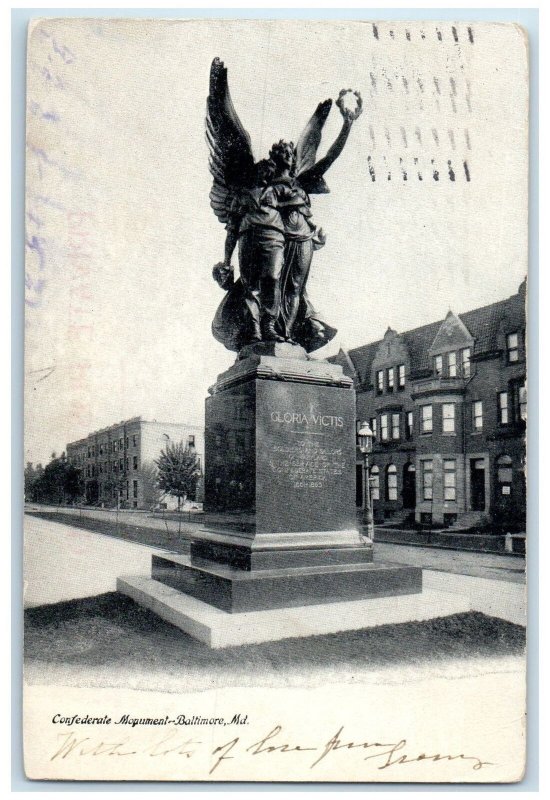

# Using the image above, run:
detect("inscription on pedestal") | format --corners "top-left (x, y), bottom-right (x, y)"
top-left (269, 439), bottom-right (346, 491)
top-left (256, 380), bottom-right (357, 533)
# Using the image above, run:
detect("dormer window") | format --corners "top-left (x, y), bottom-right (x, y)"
top-left (448, 351), bottom-right (457, 377)
top-left (461, 348), bottom-right (471, 377)
top-left (506, 332), bottom-right (519, 363)
top-left (376, 370), bottom-right (384, 394)
top-left (434, 355), bottom-right (443, 376)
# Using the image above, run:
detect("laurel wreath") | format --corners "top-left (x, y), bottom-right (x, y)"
top-left (336, 89), bottom-right (363, 121)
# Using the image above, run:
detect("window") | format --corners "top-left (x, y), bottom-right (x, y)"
top-left (126, 481), bottom-right (129, 500)
top-left (376, 370), bottom-right (384, 394)
top-left (386, 464), bottom-right (397, 501)
top-left (113, 441), bottom-right (117, 453)
top-left (406, 411), bottom-right (414, 439)
top-left (443, 459), bottom-right (457, 501)
top-left (99, 445), bottom-right (103, 456)
top-left (442, 403), bottom-right (455, 433)
top-left (421, 404), bottom-right (433, 433)
top-left (392, 413), bottom-right (400, 440)
top-left (506, 332), bottom-right (519, 363)
top-left (87, 446), bottom-right (91, 458)
top-left (511, 380), bottom-right (527, 422)
top-left (499, 391), bottom-right (509, 424)
top-left (133, 455), bottom-right (138, 470)
top-left (387, 368), bottom-right (394, 392)
top-left (370, 466), bottom-right (380, 501)
top-left (398, 364), bottom-right (405, 389)
top-left (473, 400), bottom-right (483, 431)
top-left (461, 348), bottom-right (471, 378)
top-left (132, 434), bottom-right (138, 447)
top-left (188, 435), bottom-right (196, 448)
top-left (497, 455), bottom-right (513, 494)
top-left (125, 457), bottom-right (129, 471)
top-left (133, 480), bottom-right (138, 499)
top-left (119, 458), bottom-right (123, 471)
top-left (519, 381), bottom-right (527, 421)
top-left (380, 414), bottom-right (389, 441)
top-left (125, 437), bottom-right (129, 449)
top-left (422, 460), bottom-right (433, 500)
top-left (448, 351), bottom-right (457, 377)
top-left (119, 437), bottom-right (124, 449)
top-left (434, 355), bottom-right (443, 376)
top-left (370, 417), bottom-right (377, 439)
top-left (99, 463), bottom-right (103, 474)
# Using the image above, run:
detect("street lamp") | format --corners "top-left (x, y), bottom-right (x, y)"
top-left (357, 421), bottom-right (375, 541)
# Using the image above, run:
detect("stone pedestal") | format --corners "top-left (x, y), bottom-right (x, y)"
top-left (198, 351), bottom-right (369, 569)
top-left (152, 351), bottom-right (421, 613)
top-left (119, 350), bottom-right (423, 640)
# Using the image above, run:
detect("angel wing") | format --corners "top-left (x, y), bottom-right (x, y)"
top-left (294, 99), bottom-right (332, 194)
top-left (206, 58), bottom-right (256, 225)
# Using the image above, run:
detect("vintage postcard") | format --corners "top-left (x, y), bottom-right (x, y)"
top-left (23, 18), bottom-right (528, 782)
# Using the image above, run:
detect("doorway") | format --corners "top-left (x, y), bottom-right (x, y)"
top-left (403, 463), bottom-right (416, 509)
top-left (470, 458), bottom-right (486, 511)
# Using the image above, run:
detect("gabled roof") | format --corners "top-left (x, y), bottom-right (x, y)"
top-left (332, 283), bottom-right (525, 385)
top-left (427, 310), bottom-right (474, 355)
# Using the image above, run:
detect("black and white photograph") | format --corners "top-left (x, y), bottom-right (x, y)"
top-left (22, 16), bottom-right (528, 782)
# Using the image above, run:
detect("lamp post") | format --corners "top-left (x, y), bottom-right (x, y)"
top-left (357, 421), bottom-right (375, 541)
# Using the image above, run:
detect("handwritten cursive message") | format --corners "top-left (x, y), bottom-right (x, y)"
top-left (50, 724), bottom-right (494, 776)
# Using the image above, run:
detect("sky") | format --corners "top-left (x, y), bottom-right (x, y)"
top-left (24, 18), bottom-right (528, 465)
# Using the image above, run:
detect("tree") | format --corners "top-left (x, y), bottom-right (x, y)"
top-left (155, 442), bottom-right (201, 513)
top-left (25, 453), bottom-right (84, 505)
top-left (26, 463), bottom-right (44, 502)
top-left (141, 461), bottom-right (162, 509)
top-left (24, 462), bottom-right (37, 501)
top-left (64, 464), bottom-right (84, 504)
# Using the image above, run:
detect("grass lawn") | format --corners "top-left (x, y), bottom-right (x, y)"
top-left (24, 593), bottom-right (526, 694)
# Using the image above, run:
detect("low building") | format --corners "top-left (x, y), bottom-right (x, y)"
top-left (66, 417), bottom-right (204, 509)
top-left (331, 280), bottom-right (526, 530)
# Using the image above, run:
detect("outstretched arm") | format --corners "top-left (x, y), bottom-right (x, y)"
top-left (310, 117), bottom-right (353, 177)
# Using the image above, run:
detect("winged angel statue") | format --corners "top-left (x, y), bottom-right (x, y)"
top-left (207, 58), bottom-right (363, 354)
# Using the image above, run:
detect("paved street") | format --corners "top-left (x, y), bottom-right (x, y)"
top-left (374, 541), bottom-right (525, 584)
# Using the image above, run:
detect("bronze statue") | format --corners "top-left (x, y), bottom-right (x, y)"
top-left (207, 57), bottom-right (363, 354)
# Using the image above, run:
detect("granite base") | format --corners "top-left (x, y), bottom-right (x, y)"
top-left (151, 553), bottom-right (422, 613)
top-left (117, 573), bottom-right (472, 649)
